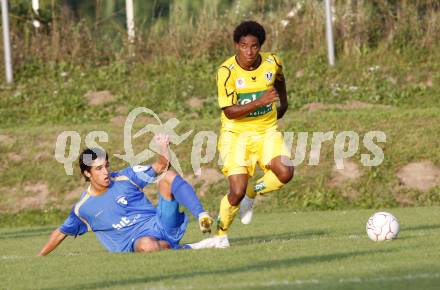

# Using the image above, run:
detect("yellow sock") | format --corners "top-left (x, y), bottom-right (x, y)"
top-left (216, 194), bottom-right (239, 236)
top-left (246, 170), bottom-right (285, 198)
top-left (246, 182), bottom-right (257, 198)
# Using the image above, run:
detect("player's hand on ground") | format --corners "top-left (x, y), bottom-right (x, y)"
top-left (258, 88), bottom-right (279, 106)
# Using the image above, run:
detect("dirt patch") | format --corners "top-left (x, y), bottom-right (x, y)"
top-left (301, 102), bottom-right (327, 112)
top-left (329, 160), bottom-right (362, 187)
top-left (186, 97), bottom-right (204, 109)
top-left (0, 163), bottom-right (7, 173)
top-left (340, 101), bottom-right (376, 110)
top-left (65, 186), bottom-right (86, 201)
top-left (112, 115), bottom-right (160, 127)
top-left (0, 186), bottom-right (19, 212)
top-left (393, 192), bottom-right (416, 206)
top-left (7, 153), bottom-right (23, 162)
top-left (20, 183), bottom-right (51, 210)
top-left (135, 116), bottom-right (159, 126)
top-left (35, 134), bottom-right (59, 150)
top-left (160, 112), bottom-right (177, 120)
top-left (396, 161), bottom-right (440, 192)
top-left (84, 90), bottom-right (115, 106)
top-left (300, 101), bottom-right (391, 112)
top-left (0, 134), bottom-right (15, 145)
top-left (34, 152), bottom-right (51, 161)
top-left (111, 115), bottom-right (126, 126)
top-left (115, 105), bottom-right (128, 115)
top-left (425, 76), bottom-right (433, 87)
top-left (186, 167), bottom-right (224, 196)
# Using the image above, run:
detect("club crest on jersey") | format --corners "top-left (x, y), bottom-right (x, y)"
top-left (264, 71), bottom-right (273, 82)
top-left (116, 196), bottom-right (128, 207)
top-left (236, 77), bottom-right (246, 89)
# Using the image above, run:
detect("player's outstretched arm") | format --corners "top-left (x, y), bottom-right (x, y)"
top-left (152, 134), bottom-right (170, 174)
top-left (223, 88), bottom-right (279, 119)
top-left (38, 228), bottom-right (67, 256)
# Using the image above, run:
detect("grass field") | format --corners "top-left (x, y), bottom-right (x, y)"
top-left (1, 207), bottom-right (440, 290)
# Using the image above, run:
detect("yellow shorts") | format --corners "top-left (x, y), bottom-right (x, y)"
top-left (218, 129), bottom-right (291, 177)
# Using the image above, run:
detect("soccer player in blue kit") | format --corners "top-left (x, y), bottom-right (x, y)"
top-left (38, 135), bottom-right (213, 255)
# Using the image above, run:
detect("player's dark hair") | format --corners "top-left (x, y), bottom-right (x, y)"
top-left (233, 21), bottom-right (266, 46)
top-left (79, 148), bottom-right (108, 181)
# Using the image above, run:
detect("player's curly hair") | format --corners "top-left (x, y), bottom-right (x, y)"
top-left (233, 21), bottom-right (266, 46)
top-left (79, 148), bottom-right (108, 181)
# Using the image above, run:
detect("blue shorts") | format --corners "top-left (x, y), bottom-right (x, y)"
top-left (130, 196), bottom-right (189, 252)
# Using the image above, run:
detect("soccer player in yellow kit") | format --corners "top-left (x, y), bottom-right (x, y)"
top-left (190, 21), bottom-right (294, 249)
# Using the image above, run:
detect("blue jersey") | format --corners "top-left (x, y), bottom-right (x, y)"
top-left (59, 165), bottom-right (188, 252)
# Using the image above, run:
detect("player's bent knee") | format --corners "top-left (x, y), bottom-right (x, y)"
top-left (272, 165), bottom-right (294, 184)
top-left (165, 170), bottom-right (178, 181)
top-left (158, 170), bottom-right (179, 201)
top-left (227, 174), bottom-right (248, 205)
top-left (279, 165), bottom-right (294, 183)
top-left (269, 156), bottom-right (294, 183)
top-left (159, 170), bottom-right (178, 186)
top-left (228, 190), bottom-right (246, 206)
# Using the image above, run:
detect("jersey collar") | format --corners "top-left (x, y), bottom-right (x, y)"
top-left (235, 53), bottom-right (262, 71)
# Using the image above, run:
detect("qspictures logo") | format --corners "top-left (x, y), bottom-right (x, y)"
top-left (54, 107), bottom-right (386, 178)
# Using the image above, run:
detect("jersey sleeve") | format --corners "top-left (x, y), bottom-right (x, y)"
top-left (217, 66), bottom-right (237, 108)
top-left (272, 54), bottom-right (284, 81)
top-left (59, 209), bottom-right (88, 237)
top-left (117, 165), bottom-right (158, 189)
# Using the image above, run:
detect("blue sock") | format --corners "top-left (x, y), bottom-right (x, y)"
top-left (171, 175), bottom-right (205, 218)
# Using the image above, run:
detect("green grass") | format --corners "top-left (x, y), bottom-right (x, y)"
top-left (1, 207), bottom-right (440, 289)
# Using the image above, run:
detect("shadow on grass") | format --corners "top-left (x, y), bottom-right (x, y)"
top-left (402, 224), bottom-right (440, 232)
top-left (44, 248), bottom-right (393, 290)
top-left (0, 227), bottom-right (54, 240)
top-left (397, 224), bottom-right (440, 240)
top-left (230, 229), bottom-right (329, 245)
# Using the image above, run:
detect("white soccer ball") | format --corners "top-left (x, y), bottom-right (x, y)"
top-left (366, 212), bottom-right (399, 241)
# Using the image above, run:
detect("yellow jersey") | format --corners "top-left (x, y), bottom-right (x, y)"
top-left (217, 52), bottom-right (284, 134)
